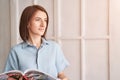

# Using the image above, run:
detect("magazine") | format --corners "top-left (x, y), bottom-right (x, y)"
top-left (0, 69), bottom-right (59, 80)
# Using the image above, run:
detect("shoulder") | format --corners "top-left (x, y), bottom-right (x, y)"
top-left (10, 42), bottom-right (25, 51)
top-left (47, 40), bottom-right (60, 48)
top-left (7, 42), bottom-right (24, 56)
top-left (46, 40), bottom-right (64, 54)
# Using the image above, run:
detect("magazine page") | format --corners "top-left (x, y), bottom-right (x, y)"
top-left (0, 70), bottom-right (61, 80)
top-left (0, 70), bottom-right (24, 80)
top-left (24, 69), bottom-right (57, 80)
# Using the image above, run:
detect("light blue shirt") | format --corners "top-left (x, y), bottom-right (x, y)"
top-left (4, 38), bottom-right (69, 78)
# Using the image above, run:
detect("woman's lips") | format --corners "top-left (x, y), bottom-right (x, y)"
top-left (39, 28), bottom-right (44, 31)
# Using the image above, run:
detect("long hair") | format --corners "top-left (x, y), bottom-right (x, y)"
top-left (19, 5), bottom-right (49, 42)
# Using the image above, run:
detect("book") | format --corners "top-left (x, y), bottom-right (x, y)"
top-left (0, 69), bottom-right (59, 80)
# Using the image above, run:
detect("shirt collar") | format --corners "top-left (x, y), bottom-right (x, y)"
top-left (22, 38), bottom-right (49, 48)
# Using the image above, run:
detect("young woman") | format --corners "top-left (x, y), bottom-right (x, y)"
top-left (4, 5), bottom-right (69, 80)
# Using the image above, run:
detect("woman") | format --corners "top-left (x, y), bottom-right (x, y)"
top-left (4, 5), bottom-right (69, 80)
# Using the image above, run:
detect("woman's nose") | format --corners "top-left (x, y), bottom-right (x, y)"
top-left (40, 20), bottom-right (44, 27)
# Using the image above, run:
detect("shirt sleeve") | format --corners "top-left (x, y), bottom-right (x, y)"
top-left (55, 44), bottom-right (69, 73)
top-left (4, 48), bottom-right (19, 72)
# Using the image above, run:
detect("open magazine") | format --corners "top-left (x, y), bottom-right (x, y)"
top-left (0, 69), bottom-right (59, 80)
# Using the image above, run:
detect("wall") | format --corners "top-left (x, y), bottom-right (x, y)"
top-left (0, 0), bottom-right (120, 80)
top-left (0, 0), bottom-right (11, 72)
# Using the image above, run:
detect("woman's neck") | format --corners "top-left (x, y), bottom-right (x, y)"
top-left (28, 36), bottom-right (42, 49)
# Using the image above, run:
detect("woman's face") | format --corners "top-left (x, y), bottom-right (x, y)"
top-left (28, 10), bottom-right (47, 37)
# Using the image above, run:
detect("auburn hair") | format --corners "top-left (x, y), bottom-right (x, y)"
top-left (19, 5), bottom-right (49, 42)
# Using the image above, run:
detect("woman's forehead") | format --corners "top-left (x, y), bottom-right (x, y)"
top-left (33, 10), bottom-right (47, 18)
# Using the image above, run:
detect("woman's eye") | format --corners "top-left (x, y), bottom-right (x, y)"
top-left (35, 18), bottom-right (40, 21)
top-left (44, 19), bottom-right (47, 22)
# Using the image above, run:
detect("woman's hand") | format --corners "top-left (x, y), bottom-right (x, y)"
top-left (58, 72), bottom-right (68, 80)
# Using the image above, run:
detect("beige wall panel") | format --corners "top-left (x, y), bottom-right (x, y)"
top-left (85, 40), bottom-right (108, 80)
top-left (0, 0), bottom-right (11, 73)
top-left (18, 0), bottom-right (33, 17)
top-left (62, 40), bottom-right (81, 80)
top-left (109, 0), bottom-right (120, 80)
top-left (60, 0), bottom-right (81, 37)
top-left (85, 0), bottom-right (108, 37)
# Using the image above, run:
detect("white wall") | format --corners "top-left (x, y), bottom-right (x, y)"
top-left (110, 0), bottom-right (120, 80)
top-left (0, 0), bottom-right (11, 72)
top-left (1, 0), bottom-right (120, 80)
